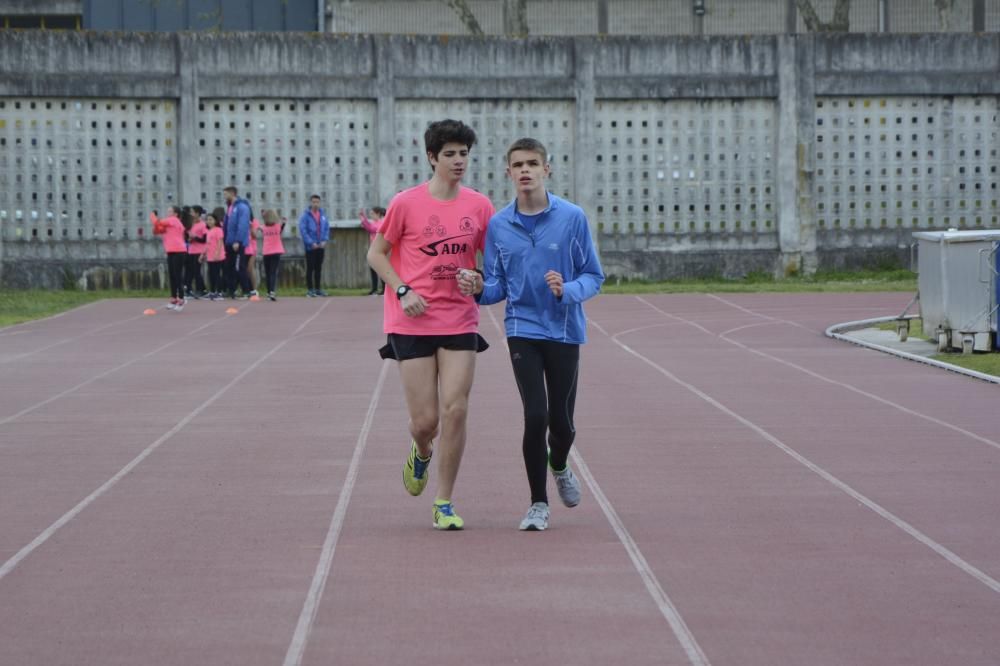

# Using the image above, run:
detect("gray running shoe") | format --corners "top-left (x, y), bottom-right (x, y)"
top-left (553, 466), bottom-right (581, 507)
top-left (519, 502), bottom-right (550, 531)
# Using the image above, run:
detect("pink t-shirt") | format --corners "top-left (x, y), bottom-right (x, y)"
top-left (244, 219), bottom-right (262, 256)
top-left (262, 223), bottom-right (285, 255)
top-left (151, 213), bottom-right (186, 254)
top-left (379, 184), bottom-right (494, 335)
top-left (187, 220), bottom-right (207, 255)
top-left (205, 226), bottom-right (226, 262)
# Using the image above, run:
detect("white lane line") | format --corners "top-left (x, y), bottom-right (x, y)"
top-left (651, 295), bottom-right (1000, 454)
top-left (0, 310), bottom-right (237, 427)
top-left (596, 307), bottom-right (1000, 595)
top-left (283, 359), bottom-right (390, 666)
top-left (488, 306), bottom-right (711, 666)
top-left (0, 300), bottom-right (102, 335)
top-left (0, 301), bottom-right (332, 582)
top-left (1, 312), bottom-right (147, 364)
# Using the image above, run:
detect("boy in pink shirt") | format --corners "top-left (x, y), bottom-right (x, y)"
top-left (260, 209), bottom-right (286, 301)
top-left (150, 206), bottom-right (187, 311)
top-left (368, 119), bottom-right (494, 530)
top-left (359, 206), bottom-right (386, 295)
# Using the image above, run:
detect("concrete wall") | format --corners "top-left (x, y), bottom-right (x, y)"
top-left (1, 31), bottom-right (998, 288)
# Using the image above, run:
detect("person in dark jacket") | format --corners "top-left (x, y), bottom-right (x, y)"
top-left (298, 194), bottom-right (330, 297)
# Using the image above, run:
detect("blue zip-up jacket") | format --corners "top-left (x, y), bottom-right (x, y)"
top-left (478, 193), bottom-right (605, 344)
top-left (223, 198), bottom-right (252, 247)
top-left (299, 207), bottom-right (330, 251)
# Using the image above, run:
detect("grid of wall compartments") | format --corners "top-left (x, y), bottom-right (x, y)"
top-left (0, 98), bottom-right (177, 242)
top-left (196, 99), bottom-right (376, 222)
top-left (813, 96), bottom-right (999, 231)
top-left (593, 99), bottom-right (777, 234)
top-left (393, 100), bottom-right (575, 209)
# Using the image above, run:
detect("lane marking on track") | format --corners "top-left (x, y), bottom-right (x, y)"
top-left (0, 301), bottom-right (331, 582)
top-left (1, 313), bottom-right (147, 365)
top-left (655, 294), bottom-right (1000, 454)
top-left (591, 301), bottom-right (1000, 595)
top-left (0, 304), bottom-right (258, 428)
top-left (283, 359), bottom-right (390, 666)
top-left (487, 306), bottom-right (711, 666)
top-left (0, 300), bottom-right (102, 336)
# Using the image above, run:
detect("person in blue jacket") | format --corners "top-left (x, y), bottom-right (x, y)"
top-left (299, 194), bottom-right (330, 297)
top-left (222, 186), bottom-right (253, 298)
top-left (458, 137), bottom-right (605, 532)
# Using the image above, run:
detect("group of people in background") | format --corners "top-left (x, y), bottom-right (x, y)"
top-left (152, 188), bottom-right (391, 309)
top-left (152, 188), bottom-right (384, 310)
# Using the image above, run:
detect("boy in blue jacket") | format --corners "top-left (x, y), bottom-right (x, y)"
top-left (459, 137), bottom-right (605, 531)
top-left (299, 194), bottom-right (330, 297)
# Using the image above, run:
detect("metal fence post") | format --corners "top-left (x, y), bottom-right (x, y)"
top-left (597, 0), bottom-right (608, 35)
top-left (973, 0), bottom-right (985, 31)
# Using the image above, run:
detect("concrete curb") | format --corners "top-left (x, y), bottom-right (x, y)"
top-left (825, 315), bottom-right (1000, 386)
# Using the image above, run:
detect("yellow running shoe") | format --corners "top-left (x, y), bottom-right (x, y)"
top-left (432, 500), bottom-right (464, 530)
top-left (403, 440), bottom-right (431, 496)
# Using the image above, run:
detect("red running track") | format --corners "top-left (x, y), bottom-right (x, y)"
top-left (0, 293), bottom-right (997, 666)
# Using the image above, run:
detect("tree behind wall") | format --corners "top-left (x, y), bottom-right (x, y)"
top-left (796, 0), bottom-right (851, 32)
top-left (442, 0), bottom-right (484, 35)
top-left (442, 0), bottom-right (529, 36)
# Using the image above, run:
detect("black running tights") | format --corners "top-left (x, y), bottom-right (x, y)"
top-left (166, 252), bottom-right (185, 300)
top-left (507, 337), bottom-right (580, 505)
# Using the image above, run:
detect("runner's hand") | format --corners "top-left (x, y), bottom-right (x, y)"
top-left (545, 270), bottom-right (564, 298)
top-left (457, 269), bottom-right (481, 296)
top-left (400, 290), bottom-right (428, 317)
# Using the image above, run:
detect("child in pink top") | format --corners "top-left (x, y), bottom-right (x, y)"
top-left (151, 206), bottom-right (187, 310)
top-left (359, 206), bottom-right (386, 295)
top-left (185, 208), bottom-right (208, 298)
top-left (202, 210), bottom-right (226, 300)
top-left (243, 218), bottom-right (263, 297)
top-left (260, 209), bottom-right (286, 301)
top-left (366, 119), bottom-right (494, 531)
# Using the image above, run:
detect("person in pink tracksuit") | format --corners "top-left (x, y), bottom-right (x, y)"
top-left (359, 206), bottom-right (386, 295)
top-left (202, 210), bottom-right (227, 301)
top-left (243, 217), bottom-right (263, 298)
top-left (260, 209), bottom-right (286, 301)
top-left (150, 206), bottom-right (187, 311)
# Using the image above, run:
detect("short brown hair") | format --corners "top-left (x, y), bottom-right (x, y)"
top-left (506, 137), bottom-right (548, 164)
top-left (223, 186), bottom-right (238, 195)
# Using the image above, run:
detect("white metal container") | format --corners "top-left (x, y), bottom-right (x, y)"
top-left (913, 230), bottom-right (1000, 353)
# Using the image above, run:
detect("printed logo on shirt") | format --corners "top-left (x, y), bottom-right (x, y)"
top-left (458, 217), bottom-right (474, 233)
top-left (548, 243), bottom-right (560, 251)
top-left (430, 263), bottom-right (459, 280)
top-left (423, 216), bottom-right (446, 238)
top-left (419, 233), bottom-right (472, 257)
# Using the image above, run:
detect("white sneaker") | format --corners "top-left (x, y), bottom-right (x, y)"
top-left (165, 300), bottom-right (177, 311)
top-left (553, 466), bottom-right (581, 507)
top-left (519, 502), bottom-right (550, 531)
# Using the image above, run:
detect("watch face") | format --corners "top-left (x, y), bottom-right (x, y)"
top-left (396, 285), bottom-right (408, 297)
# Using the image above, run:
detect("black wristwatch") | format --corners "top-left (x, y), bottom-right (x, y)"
top-left (396, 284), bottom-right (412, 298)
